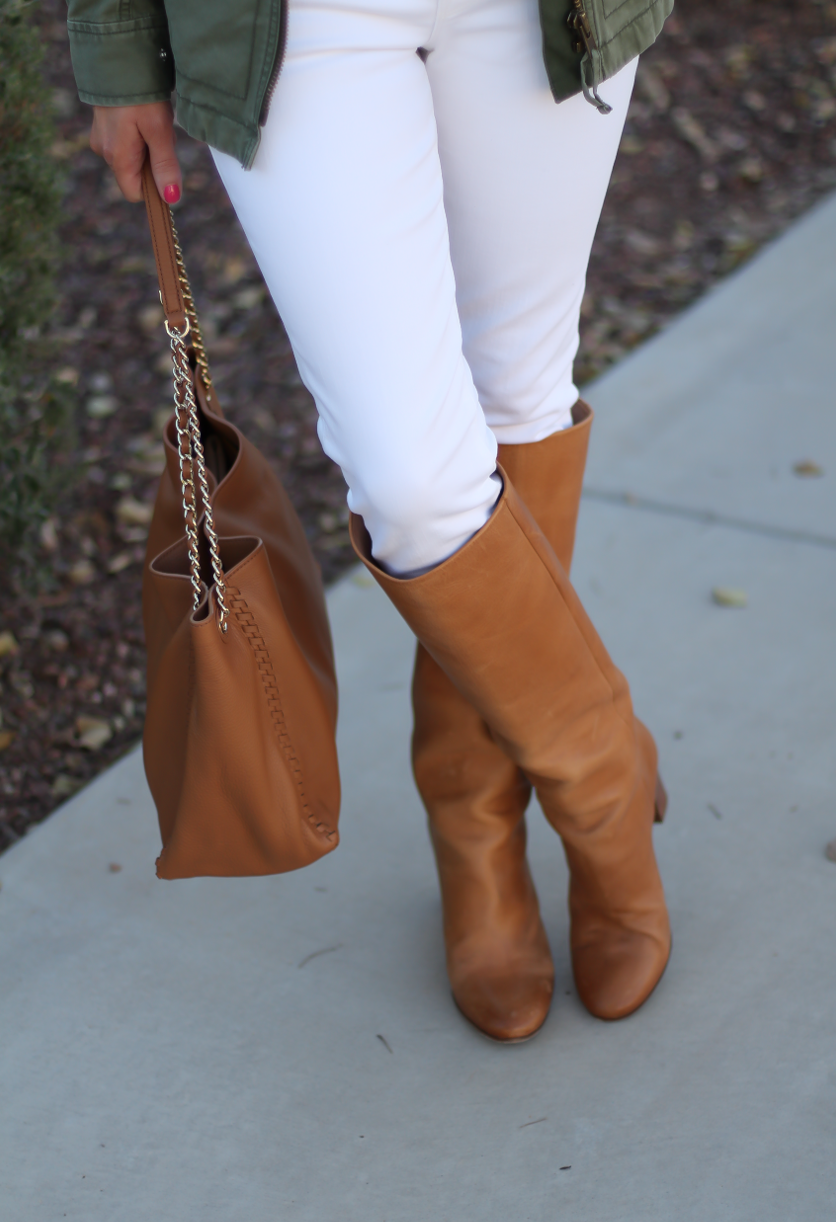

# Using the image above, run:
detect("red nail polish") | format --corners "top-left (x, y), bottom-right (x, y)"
top-left (163, 183), bottom-right (181, 204)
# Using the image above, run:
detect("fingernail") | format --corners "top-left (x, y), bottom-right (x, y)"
top-left (163, 183), bottom-right (181, 204)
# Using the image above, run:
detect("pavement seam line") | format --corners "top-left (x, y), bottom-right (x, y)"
top-left (583, 488), bottom-right (836, 551)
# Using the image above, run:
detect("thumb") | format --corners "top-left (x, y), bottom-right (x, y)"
top-left (142, 110), bottom-right (182, 205)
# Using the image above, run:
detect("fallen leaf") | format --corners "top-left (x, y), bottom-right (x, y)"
top-left (716, 126), bottom-right (748, 152)
top-left (86, 394), bottom-right (118, 419)
top-left (40, 518), bottom-right (59, 552)
top-left (107, 551), bottom-right (135, 575)
top-left (75, 716), bottom-right (112, 751)
top-left (108, 862), bottom-right (122, 873)
top-left (825, 839), bottom-right (836, 863)
top-left (624, 229), bottom-right (662, 257)
top-left (115, 497), bottom-right (154, 527)
top-left (636, 63), bottom-right (670, 111)
top-left (712, 587), bottom-right (748, 608)
top-left (43, 629), bottom-right (69, 652)
top-left (0, 631), bottom-right (19, 658)
top-left (737, 155), bottom-right (765, 183)
top-left (724, 44), bottom-right (754, 79)
top-left (137, 304), bottom-right (164, 334)
top-left (793, 460), bottom-right (824, 477)
top-left (813, 36), bottom-right (836, 66)
top-left (51, 775), bottom-right (81, 799)
top-left (232, 285), bottom-right (265, 311)
top-left (671, 107), bottom-right (718, 161)
top-left (221, 256), bottom-right (248, 285)
top-left (0, 730), bottom-right (16, 751)
top-left (127, 445), bottom-right (166, 476)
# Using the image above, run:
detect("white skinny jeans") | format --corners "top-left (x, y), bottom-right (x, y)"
top-left (212, 0), bottom-right (636, 574)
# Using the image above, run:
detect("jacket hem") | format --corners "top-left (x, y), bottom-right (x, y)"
top-left (175, 93), bottom-right (260, 169)
top-left (78, 88), bottom-right (173, 106)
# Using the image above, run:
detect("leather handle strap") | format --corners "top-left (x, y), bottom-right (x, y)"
top-left (141, 157), bottom-right (188, 330)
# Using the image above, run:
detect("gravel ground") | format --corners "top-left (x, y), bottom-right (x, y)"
top-left (1, 0), bottom-right (835, 852)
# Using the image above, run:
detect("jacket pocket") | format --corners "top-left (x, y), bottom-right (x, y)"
top-left (599, 0), bottom-right (661, 29)
top-left (165, 1), bottom-right (258, 101)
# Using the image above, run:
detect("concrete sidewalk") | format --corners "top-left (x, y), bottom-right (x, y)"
top-left (2, 194), bottom-right (835, 1222)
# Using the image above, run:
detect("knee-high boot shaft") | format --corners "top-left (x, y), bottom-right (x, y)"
top-left (410, 402), bottom-right (593, 1040)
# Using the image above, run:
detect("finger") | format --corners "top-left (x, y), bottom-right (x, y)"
top-left (89, 117), bottom-right (103, 158)
top-left (109, 133), bottom-right (148, 203)
top-left (142, 111), bottom-right (182, 204)
top-left (89, 108), bottom-right (146, 201)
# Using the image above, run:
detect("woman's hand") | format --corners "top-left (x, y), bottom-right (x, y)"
top-left (89, 101), bottom-right (182, 204)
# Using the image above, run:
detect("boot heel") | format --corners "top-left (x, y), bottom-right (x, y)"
top-left (654, 775), bottom-right (668, 823)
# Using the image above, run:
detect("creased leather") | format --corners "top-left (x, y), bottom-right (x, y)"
top-left (351, 468), bottom-right (670, 1022)
top-left (410, 401), bottom-right (592, 1040)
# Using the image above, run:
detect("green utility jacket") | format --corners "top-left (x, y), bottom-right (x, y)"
top-left (67, 0), bottom-right (673, 168)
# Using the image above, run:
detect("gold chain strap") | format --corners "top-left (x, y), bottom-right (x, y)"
top-left (164, 213), bottom-right (228, 634)
top-left (169, 220), bottom-right (215, 405)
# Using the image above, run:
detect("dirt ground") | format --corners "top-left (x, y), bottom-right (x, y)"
top-left (1, 0), bottom-right (835, 852)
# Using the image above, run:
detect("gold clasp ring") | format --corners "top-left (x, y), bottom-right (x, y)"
top-left (165, 316), bottom-right (191, 340)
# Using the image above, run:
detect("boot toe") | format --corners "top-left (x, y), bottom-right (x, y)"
top-left (573, 928), bottom-right (670, 1021)
top-left (452, 967), bottom-right (554, 1042)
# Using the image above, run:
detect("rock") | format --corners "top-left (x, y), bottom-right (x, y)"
top-left (69, 559), bottom-right (96, 585)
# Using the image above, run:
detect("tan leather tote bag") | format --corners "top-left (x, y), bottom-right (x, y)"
top-left (139, 159), bottom-right (340, 878)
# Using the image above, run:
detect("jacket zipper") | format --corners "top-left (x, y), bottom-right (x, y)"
top-left (259, 0), bottom-right (289, 127)
top-left (567, 0), bottom-right (613, 114)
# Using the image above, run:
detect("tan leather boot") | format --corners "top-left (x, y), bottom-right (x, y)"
top-left (350, 472), bottom-right (670, 1025)
top-left (411, 401), bottom-right (593, 1041)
